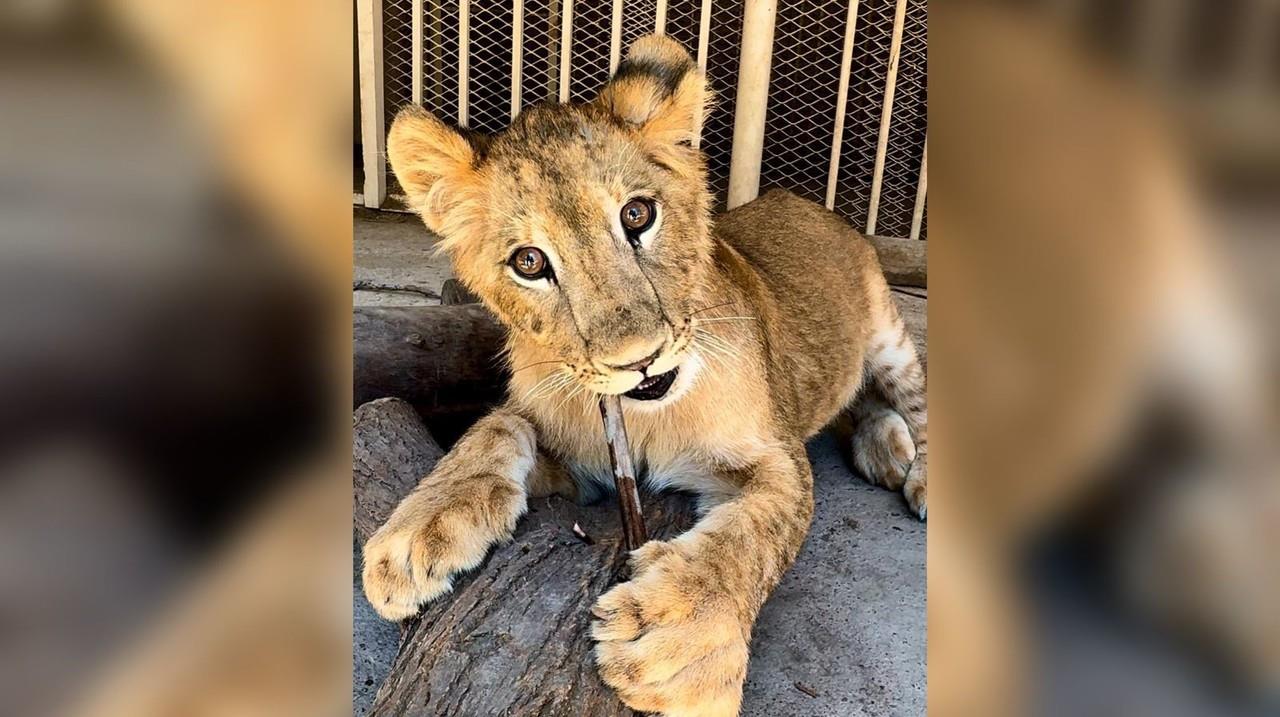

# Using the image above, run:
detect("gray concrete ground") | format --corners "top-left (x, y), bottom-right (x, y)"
top-left (353, 209), bottom-right (926, 716)
top-left (353, 208), bottom-right (451, 306)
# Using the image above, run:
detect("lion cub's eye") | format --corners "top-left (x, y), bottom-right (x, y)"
top-left (620, 198), bottom-right (656, 235)
top-left (509, 247), bottom-right (551, 280)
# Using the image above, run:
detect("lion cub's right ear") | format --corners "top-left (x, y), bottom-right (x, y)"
top-left (386, 106), bottom-right (475, 233)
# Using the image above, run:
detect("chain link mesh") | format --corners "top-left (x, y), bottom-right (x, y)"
top-left (758, 1), bottom-right (851, 204)
top-left (834, 0), bottom-right (928, 238)
top-left (372, 0), bottom-right (926, 239)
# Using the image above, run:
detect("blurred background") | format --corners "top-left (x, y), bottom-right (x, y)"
top-left (930, 1), bottom-right (1279, 716)
top-left (0, 1), bottom-right (350, 716)
top-left (0, 0), bottom-right (1277, 716)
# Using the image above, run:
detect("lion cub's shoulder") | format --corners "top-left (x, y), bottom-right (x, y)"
top-left (711, 189), bottom-right (880, 295)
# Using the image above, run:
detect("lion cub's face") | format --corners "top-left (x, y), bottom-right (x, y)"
top-left (388, 36), bottom-right (713, 401)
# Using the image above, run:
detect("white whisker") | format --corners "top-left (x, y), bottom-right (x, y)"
top-left (693, 316), bottom-right (757, 323)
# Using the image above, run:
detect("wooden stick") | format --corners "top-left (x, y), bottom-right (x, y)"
top-left (598, 395), bottom-right (648, 551)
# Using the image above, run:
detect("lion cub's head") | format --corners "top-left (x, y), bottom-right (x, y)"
top-left (388, 36), bottom-right (715, 402)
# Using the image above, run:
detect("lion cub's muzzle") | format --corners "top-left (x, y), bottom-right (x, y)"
top-left (622, 366), bottom-right (679, 401)
top-left (591, 333), bottom-right (684, 399)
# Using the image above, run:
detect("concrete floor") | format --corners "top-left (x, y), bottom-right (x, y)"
top-left (353, 209), bottom-right (926, 716)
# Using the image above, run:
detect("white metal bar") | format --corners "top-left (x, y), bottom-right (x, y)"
top-left (458, 0), bottom-right (470, 126)
top-left (865, 0), bottom-right (907, 235)
top-left (610, 0), bottom-right (624, 74)
top-left (909, 138), bottom-right (927, 240)
top-left (655, 0), bottom-right (668, 36)
top-left (727, 0), bottom-right (777, 209)
top-left (695, 0), bottom-right (713, 74)
top-left (824, 0), bottom-right (860, 210)
top-left (547, 0), bottom-right (561, 99)
top-left (559, 0), bottom-right (574, 102)
top-left (357, 0), bottom-right (386, 208)
top-left (412, 0), bottom-right (423, 105)
top-left (512, 0), bottom-right (525, 117)
top-left (691, 0), bottom-right (713, 149)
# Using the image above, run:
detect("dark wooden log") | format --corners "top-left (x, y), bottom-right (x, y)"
top-left (353, 397), bottom-right (445, 543)
top-left (867, 234), bottom-right (927, 288)
top-left (354, 305), bottom-right (508, 446)
top-left (353, 397), bottom-right (696, 716)
top-left (440, 278), bottom-right (482, 305)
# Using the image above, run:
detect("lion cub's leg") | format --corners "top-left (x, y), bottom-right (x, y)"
top-left (592, 447), bottom-right (813, 717)
top-left (839, 302), bottom-right (927, 518)
top-left (362, 408), bottom-right (540, 621)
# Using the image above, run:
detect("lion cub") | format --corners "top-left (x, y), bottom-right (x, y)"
top-left (363, 35), bottom-right (926, 716)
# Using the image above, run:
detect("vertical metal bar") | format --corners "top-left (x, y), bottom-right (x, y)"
top-left (691, 0), bottom-right (713, 149)
top-left (909, 138), bottom-right (927, 240)
top-left (412, 0), bottom-right (424, 105)
top-left (547, 0), bottom-right (561, 100)
top-left (727, 0), bottom-right (777, 209)
top-left (559, 0), bottom-right (574, 102)
top-left (655, 0), bottom-right (668, 36)
top-left (610, 0), bottom-right (624, 74)
top-left (357, 0), bottom-right (386, 208)
top-left (865, 0), bottom-right (907, 235)
top-left (427, 0), bottom-right (443, 105)
top-left (825, 0), bottom-right (860, 210)
top-left (512, 0), bottom-right (525, 117)
top-left (458, 0), bottom-right (470, 126)
top-left (695, 0), bottom-right (713, 74)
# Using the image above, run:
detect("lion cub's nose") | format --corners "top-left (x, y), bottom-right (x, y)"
top-left (602, 342), bottom-right (664, 373)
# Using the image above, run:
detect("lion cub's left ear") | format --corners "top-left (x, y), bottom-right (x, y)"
top-left (596, 35), bottom-right (708, 146)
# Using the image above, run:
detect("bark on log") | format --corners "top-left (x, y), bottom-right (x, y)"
top-left (354, 305), bottom-right (508, 446)
top-left (867, 234), bottom-right (927, 288)
top-left (353, 397), bottom-right (696, 716)
top-left (353, 397), bottom-right (445, 542)
top-left (440, 278), bottom-right (482, 305)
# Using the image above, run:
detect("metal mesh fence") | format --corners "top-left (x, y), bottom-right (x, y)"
top-left (758, 1), bottom-right (851, 203)
top-left (469, 1), bottom-right (516, 133)
top-left (369, 0), bottom-right (926, 239)
top-left (875, 0), bottom-right (927, 239)
top-left (833, 0), bottom-right (928, 238)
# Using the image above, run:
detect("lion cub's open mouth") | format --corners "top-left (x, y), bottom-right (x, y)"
top-left (623, 367), bottom-right (679, 401)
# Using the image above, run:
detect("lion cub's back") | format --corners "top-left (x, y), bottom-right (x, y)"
top-left (713, 189), bottom-right (886, 434)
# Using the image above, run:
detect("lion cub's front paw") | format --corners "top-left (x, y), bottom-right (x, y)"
top-left (591, 542), bottom-right (749, 717)
top-left (362, 481), bottom-right (524, 621)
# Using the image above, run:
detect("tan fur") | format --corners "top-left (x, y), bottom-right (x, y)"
top-left (363, 35), bottom-right (926, 716)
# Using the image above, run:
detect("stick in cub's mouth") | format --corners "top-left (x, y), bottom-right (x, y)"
top-left (598, 395), bottom-right (648, 551)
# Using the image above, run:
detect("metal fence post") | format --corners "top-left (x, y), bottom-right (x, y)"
top-left (727, 0), bottom-right (776, 209)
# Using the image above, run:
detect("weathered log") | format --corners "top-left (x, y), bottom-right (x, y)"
top-left (354, 305), bottom-right (508, 446)
top-left (867, 234), bottom-right (927, 288)
top-left (440, 278), bottom-right (482, 305)
top-left (353, 397), bottom-right (696, 716)
top-left (353, 397), bottom-right (445, 542)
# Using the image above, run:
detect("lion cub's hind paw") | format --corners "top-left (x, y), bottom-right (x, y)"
top-left (850, 409), bottom-right (917, 491)
top-left (904, 471), bottom-right (926, 521)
